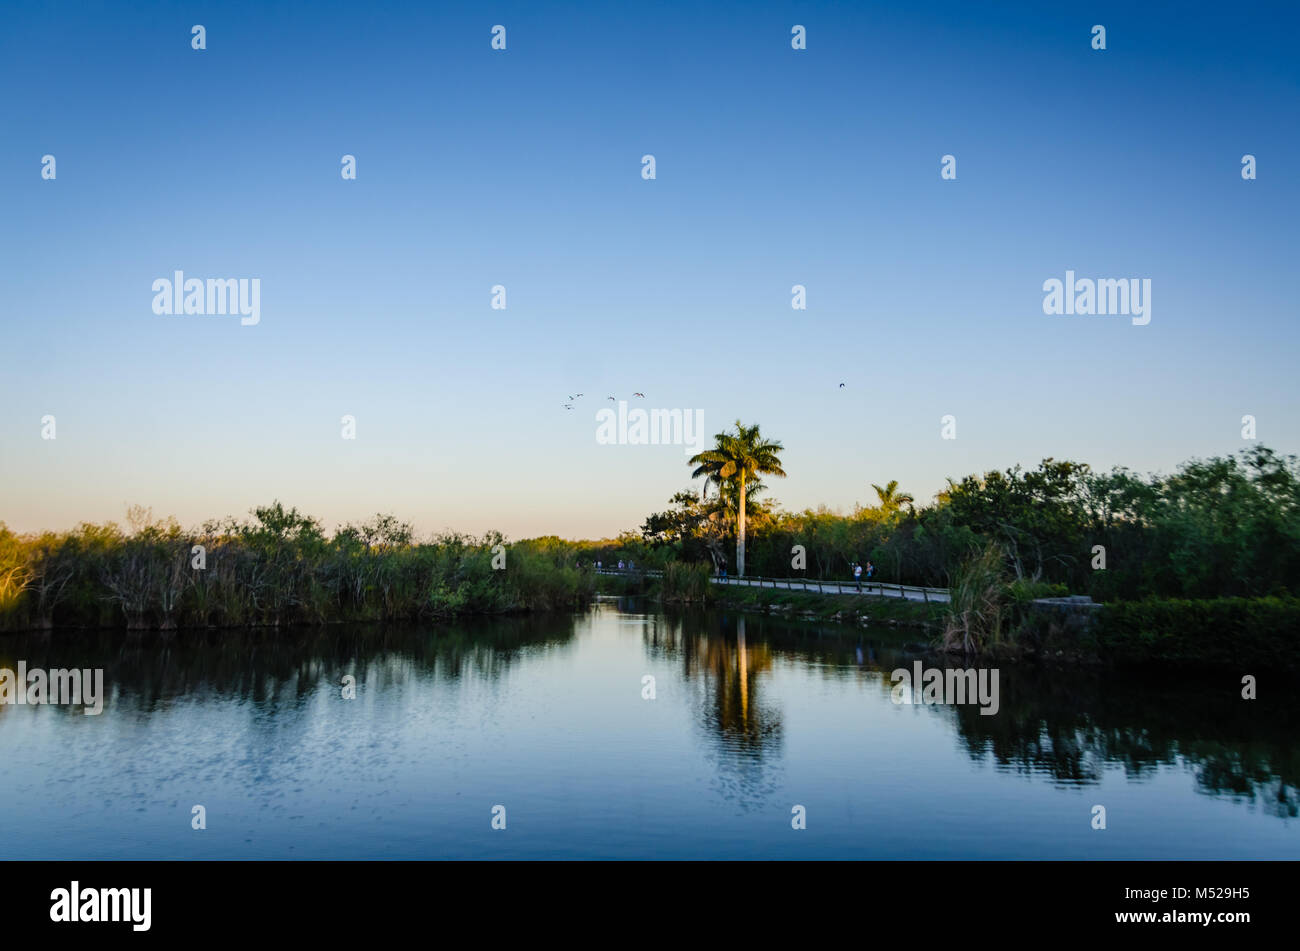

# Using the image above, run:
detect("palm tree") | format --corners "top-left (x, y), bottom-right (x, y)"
top-left (871, 480), bottom-right (914, 515)
top-left (689, 421), bottom-right (785, 577)
top-left (706, 474), bottom-right (769, 519)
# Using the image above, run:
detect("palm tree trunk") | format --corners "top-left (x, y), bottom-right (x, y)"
top-left (737, 473), bottom-right (747, 578)
top-left (737, 616), bottom-right (748, 718)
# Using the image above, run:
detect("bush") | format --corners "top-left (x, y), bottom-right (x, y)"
top-left (662, 561), bottom-right (713, 602)
top-left (942, 544), bottom-right (1009, 653)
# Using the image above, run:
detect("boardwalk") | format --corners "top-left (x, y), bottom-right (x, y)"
top-left (595, 568), bottom-right (951, 603)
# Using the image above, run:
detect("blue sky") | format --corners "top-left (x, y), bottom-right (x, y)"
top-left (2, 0), bottom-right (1297, 538)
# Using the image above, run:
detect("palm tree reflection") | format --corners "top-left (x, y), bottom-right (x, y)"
top-left (644, 613), bottom-right (784, 810)
top-left (645, 610), bottom-right (1298, 818)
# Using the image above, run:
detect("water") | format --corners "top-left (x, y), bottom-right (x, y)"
top-left (1, 598), bottom-right (1295, 859)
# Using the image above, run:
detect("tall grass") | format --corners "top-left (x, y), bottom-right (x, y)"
top-left (942, 543), bottom-right (1009, 654)
top-left (0, 510), bottom-right (596, 633)
top-left (661, 561), bottom-right (714, 602)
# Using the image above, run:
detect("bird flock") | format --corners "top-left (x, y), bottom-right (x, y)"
top-left (564, 392), bottom-right (645, 410)
top-left (565, 385), bottom-right (840, 410)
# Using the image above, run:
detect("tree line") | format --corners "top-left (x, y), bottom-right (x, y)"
top-left (639, 424), bottom-right (1300, 603)
top-left (0, 503), bottom-right (594, 631)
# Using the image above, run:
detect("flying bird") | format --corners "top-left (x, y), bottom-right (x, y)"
top-left (633, 392), bottom-right (645, 398)
top-left (839, 382), bottom-right (846, 388)
top-left (607, 396), bottom-right (616, 401)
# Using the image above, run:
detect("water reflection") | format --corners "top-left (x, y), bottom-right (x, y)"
top-left (947, 669), bottom-right (1300, 817)
top-left (643, 613), bottom-right (784, 810)
top-left (649, 609), bottom-right (1299, 818)
top-left (1, 602), bottom-right (1295, 841)
top-left (0, 613), bottom-right (575, 717)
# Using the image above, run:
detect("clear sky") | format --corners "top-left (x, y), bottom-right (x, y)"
top-left (2, 0), bottom-right (1297, 539)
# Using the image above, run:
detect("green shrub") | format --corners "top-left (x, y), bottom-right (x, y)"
top-left (942, 544), bottom-right (1009, 653)
top-left (662, 561), bottom-right (713, 602)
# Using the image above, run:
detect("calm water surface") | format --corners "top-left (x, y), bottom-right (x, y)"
top-left (1, 598), bottom-right (1295, 859)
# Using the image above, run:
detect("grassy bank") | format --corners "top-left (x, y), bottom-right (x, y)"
top-left (8, 498), bottom-right (1297, 672)
top-left (0, 505), bottom-right (594, 632)
top-left (938, 548), bottom-right (1300, 671)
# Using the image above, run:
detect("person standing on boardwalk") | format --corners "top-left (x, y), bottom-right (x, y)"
top-left (853, 563), bottom-right (863, 587)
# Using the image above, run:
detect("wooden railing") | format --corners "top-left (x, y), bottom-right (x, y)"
top-left (593, 568), bottom-right (949, 602)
